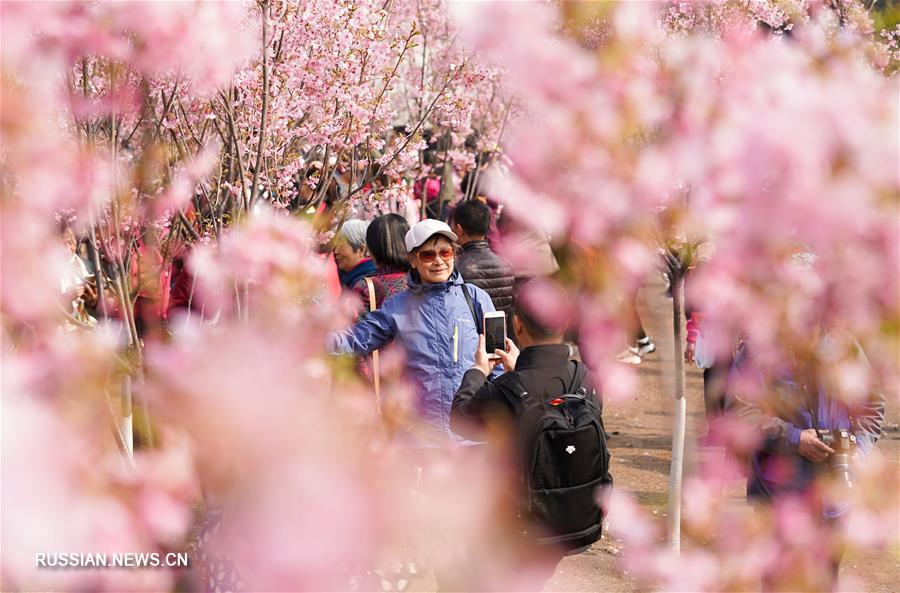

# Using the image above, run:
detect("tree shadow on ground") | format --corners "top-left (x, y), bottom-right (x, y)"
top-left (630, 490), bottom-right (669, 508)
top-left (616, 452), bottom-right (670, 476)
top-left (641, 409), bottom-right (705, 421)
top-left (610, 433), bottom-right (672, 451)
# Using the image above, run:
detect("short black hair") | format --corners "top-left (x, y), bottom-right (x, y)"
top-left (515, 279), bottom-right (569, 340)
top-left (451, 199), bottom-right (490, 237)
top-left (515, 306), bottom-right (564, 341)
top-left (366, 213), bottom-right (411, 271)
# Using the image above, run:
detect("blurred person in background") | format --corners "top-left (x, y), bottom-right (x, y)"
top-left (459, 166), bottom-right (503, 251)
top-left (77, 237), bottom-right (96, 277)
top-left (351, 213), bottom-right (411, 312)
top-left (58, 222), bottom-right (97, 328)
top-left (497, 215), bottom-right (560, 290)
top-left (615, 295), bottom-right (655, 365)
top-left (450, 199), bottom-right (516, 340)
top-left (333, 219), bottom-right (376, 291)
top-left (727, 327), bottom-right (884, 590)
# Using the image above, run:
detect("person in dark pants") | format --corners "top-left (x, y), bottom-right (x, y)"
top-left (450, 279), bottom-right (605, 591)
top-left (685, 311), bottom-right (732, 422)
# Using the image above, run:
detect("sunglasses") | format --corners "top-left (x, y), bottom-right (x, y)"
top-left (416, 247), bottom-right (455, 263)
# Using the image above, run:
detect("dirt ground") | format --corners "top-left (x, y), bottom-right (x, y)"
top-left (543, 281), bottom-right (900, 593)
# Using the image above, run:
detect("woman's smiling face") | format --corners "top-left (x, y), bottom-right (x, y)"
top-left (410, 235), bottom-right (454, 284)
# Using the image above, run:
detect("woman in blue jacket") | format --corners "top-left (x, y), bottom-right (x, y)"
top-left (328, 219), bottom-right (501, 448)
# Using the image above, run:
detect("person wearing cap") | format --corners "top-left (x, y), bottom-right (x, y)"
top-left (327, 219), bottom-right (502, 448)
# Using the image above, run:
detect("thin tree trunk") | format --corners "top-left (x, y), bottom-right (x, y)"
top-left (111, 270), bottom-right (137, 454)
top-left (345, 60), bottom-right (467, 206)
top-left (465, 164), bottom-right (481, 201)
top-left (436, 138), bottom-right (454, 218)
top-left (667, 275), bottom-right (687, 553)
top-left (121, 373), bottom-right (134, 458)
top-left (420, 174), bottom-right (428, 220)
top-left (89, 219), bottom-right (108, 319)
top-left (248, 1), bottom-right (270, 213)
top-left (220, 90), bottom-right (249, 216)
top-left (109, 101), bottom-right (140, 453)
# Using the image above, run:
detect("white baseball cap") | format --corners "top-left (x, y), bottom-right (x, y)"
top-left (404, 219), bottom-right (458, 252)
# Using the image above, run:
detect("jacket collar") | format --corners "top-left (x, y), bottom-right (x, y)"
top-left (461, 239), bottom-right (490, 252)
top-left (407, 268), bottom-right (464, 293)
top-left (341, 257), bottom-right (377, 288)
top-left (515, 344), bottom-right (572, 369)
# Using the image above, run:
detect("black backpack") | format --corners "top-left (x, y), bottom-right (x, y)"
top-left (494, 361), bottom-right (613, 550)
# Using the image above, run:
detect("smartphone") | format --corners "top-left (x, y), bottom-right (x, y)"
top-left (483, 311), bottom-right (507, 360)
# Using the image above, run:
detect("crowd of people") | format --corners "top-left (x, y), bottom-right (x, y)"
top-left (55, 156), bottom-right (886, 592)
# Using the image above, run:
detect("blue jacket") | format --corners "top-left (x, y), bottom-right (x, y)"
top-left (328, 269), bottom-right (502, 447)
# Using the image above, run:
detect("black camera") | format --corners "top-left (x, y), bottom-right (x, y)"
top-left (818, 429), bottom-right (855, 489)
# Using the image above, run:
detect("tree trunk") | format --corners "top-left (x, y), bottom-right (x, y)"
top-left (667, 275), bottom-right (687, 553)
top-left (121, 373), bottom-right (134, 458)
top-left (437, 146), bottom-right (454, 219)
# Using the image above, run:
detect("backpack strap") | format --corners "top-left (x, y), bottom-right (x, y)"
top-left (492, 371), bottom-right (537, 414)
top-left (364, 276), bottom-right (381, 407)
top-left (461, 283), bottom-right (482, 335)
top-left (495, 362), bottom-right (588, 413)
top-left (567, 360), bottom-right (588, 396)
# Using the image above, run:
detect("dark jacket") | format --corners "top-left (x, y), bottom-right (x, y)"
top-left (455, 240), bottom-right (516, 316)
top-left (450, 344), bottom-right (599, 440)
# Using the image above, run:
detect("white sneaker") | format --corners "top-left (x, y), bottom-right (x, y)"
top-left (616, 346), bottom-right (642, 365)
top-left (636, 338), bottom-right (656, 356)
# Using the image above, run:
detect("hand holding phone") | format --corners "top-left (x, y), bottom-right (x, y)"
top-left (483, 311), bottom-right (507, 360)
top-left (493, 338), bottom-right (520, 372)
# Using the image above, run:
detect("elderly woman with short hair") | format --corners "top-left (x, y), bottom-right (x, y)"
top-left (332, 219), bottom-right (376, 290)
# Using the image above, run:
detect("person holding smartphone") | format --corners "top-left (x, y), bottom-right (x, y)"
top-left (450, 278), bottom-right (608, 590)
top-left (327, 219), bottom-right (502, 448)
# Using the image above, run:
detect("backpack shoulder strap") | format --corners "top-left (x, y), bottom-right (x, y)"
top-left (492, 371), bottom-right (536, 413)
top-left (364, 276), bottom-right (381, 406)
top-left (364, 276), bottom-right (377, 312)
top-left (567, 360), bottom-right (588, 395)
top-left (461, 283), bottom-right (482, 334)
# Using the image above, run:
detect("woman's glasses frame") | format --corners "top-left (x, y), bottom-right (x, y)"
top-left (416, 247), bottom-right (455, 264)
